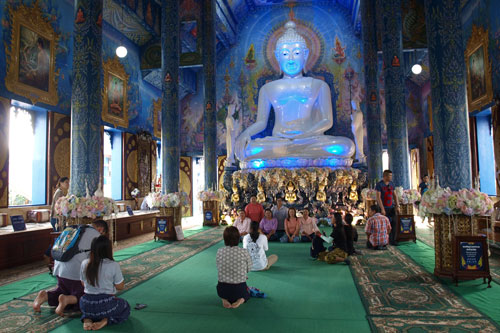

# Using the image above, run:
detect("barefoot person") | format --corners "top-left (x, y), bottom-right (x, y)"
top-left (243, 221), bottom-right (278, 271)
top-left (33, 224), bottom-right (101, 315)
top-left (216, 226), bottom-right (253, 309)
top-left (79, 236), bottom-right (130, 330)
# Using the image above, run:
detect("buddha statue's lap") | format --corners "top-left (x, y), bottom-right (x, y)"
top-left (234, 21), bottom-right (355, 167)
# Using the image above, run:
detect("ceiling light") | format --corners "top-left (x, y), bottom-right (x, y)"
top-left (411, 64), bottom-right (422, 75)
top-left (116, 45), bottom-right (127, 58)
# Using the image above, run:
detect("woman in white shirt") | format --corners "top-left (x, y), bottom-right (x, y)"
top-left (243, 221), bottom-right (278, 271)
top-left (80, 236), bottom-right (130, 330)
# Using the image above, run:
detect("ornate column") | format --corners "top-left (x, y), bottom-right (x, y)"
top-left (202, 0), bottom-right (217, 190)
top-left (361, 0), bottom-right (383, 183)
top-left (424, 0), bottom-right (472, 190)
top-left (70, 0), bottom-right (103, 196)
top-left (161, 0), bottom-right (180, 193)
top-left (378, 0), bottom-right (410, 188)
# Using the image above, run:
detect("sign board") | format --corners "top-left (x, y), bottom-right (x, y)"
top-left (10, 215), bottom-right (26, 232)
top-left (453, 235), bottom-right (491, 287)
top-left (395, 215), bottom-right (416, 242)
top-left (154, 216), bottom-right (175, 241)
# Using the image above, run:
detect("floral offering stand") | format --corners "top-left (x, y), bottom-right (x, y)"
top-left (147, 191), bottom-right (189, 241)
top-left (421, 185), bottom-right (494, 283)
top-left (198, 190), bottom-right (224, 226)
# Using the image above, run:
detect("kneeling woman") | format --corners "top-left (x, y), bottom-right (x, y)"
top-left (80, 236), bottom-right (130, 330)
top-left (216, 226), bottom-right (253, 308)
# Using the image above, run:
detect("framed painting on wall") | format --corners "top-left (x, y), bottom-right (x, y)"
top-left (4, 2), bottom-right (59, 106)
top-left (102, 57), bottom-right (129, 128)
top-left (465, 25), bottom-right (493, 113)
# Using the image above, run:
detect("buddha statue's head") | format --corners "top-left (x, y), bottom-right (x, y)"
top-left (275, 21), bottom-right (309, 77)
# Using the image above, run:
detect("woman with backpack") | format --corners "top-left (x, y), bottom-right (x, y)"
top-left (243, 221), bottom-right (278, 271)
top-left (80, 235), bottom-right (130, 330)
top-left (33, 224), bottom-right (101, 315)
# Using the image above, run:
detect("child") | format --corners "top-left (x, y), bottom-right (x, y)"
top-left (80, 236), bottom-right (130, 330)
top-left (216, 226), bottom-right (253, 309)
top-left (243, 221), bottom-right (278, 271)
top-left (33, 224), bottom-right (101, 315)
top-left (344, 213), bottom-right (358, 255)
top-left (280, 207), bottom-right (301, 243)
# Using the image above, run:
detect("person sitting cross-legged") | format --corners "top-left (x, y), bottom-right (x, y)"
top-left (243, 221), bottom-right (278, 271)
top-left (259, 209), bottom-right (278, 241)
top-left (299, 208), bottom-right (321, 242)
top-left (365, 204), bottom-right (391, 250)
top-left (280, 207), bottom-right (301, 243)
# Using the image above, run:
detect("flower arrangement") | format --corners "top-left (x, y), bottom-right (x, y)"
top-left (197, 190), bottom-right (225, 202)
top-left (395, 187), bottom-right (421, 205)
top-left (148, 191), bottom-right (188, 208)
top-left (55, 195), bottom-right (118, 219)
top-left (361, 188), bottom-right (377, 200)
top-left (420, 187), bottom-right (493, 217)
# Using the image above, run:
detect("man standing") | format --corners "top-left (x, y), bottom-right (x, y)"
top-left (375, 170), bottom-right (399, 245)
top-left (271, 197), bottom-right (288, 241)
top-left (365, 205), bottom-right (391, 250)
top-left (245, 196), bottom-right (264, 222)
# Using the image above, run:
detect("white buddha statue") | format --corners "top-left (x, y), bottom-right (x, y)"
top-left (234, 21), bottom-right (354, 167)
top-left (225, 103), bottom-right (240, 166)
top-left (350, 100), bottom-right (366, 163)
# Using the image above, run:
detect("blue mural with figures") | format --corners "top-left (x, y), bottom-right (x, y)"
top-left (102, 23), bottom-right (160, 134)
top-left (0, 0), bottom-right (159, 136)
top-left (0, 0), bottom-right (74, 114)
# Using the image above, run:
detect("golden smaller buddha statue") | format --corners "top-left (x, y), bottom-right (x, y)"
top-left (231, 183), bottom-right (240, 203)
top-left (257, 182), bottom-right (266, 203)
top-left (285, 180), bottom-right (297, 203)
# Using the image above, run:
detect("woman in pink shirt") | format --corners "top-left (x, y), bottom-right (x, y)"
top-left (300, 208), bottom-right (321, 242)
top-left (280, 208), bottom-right (301, 243)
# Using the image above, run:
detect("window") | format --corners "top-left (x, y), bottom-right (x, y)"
top-left (382, 150), bottom-right (389, 172)
top-left (103, 128), bottom-right (122, 200)
top-left (8, 106), bottom-right (47, 206)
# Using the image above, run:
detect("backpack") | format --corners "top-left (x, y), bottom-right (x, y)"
top-left (51, 225), bottom-right (90, 262)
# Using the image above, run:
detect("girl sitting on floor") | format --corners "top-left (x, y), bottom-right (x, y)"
top-left (243, 221), bottom-right (278, 271)
top-left (216, 226), bottom-right (253, 308)
top-left (280, 207), bottom-right (301, 243)
top-left (344, 213), bottom-right (359, 255)
top-left (80, 236), bottom-right (130, 330)
top-left (314, 213), bottom-right (350, 265)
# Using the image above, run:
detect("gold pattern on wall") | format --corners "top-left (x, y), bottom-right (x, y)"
top-left (137, 134), bottom-right (152, 197)
top-left (465, 25), bottom-right (493, 113)
top-left (102, 57), bottom-right (130, 128)
top-left (180, 156), bottom-right (193, 217)
top-left (4, 1), bottom-right (60, 106)
top-left (0, 97), bottom-right (9, 208)
top-left (123, 133), bottom-right (138, 200)
top-left (153, 98), bottom-right (161, 138)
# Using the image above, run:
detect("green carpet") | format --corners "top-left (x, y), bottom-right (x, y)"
top-left (51, 238), bottom-right (370, 332)
top-left (398, 240), bottom-right (500, 324)
top-left (0, 226), bottom-right (209, 305)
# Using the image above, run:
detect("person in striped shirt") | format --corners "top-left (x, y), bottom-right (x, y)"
top-left (365, 204), bottom-right (391, 250)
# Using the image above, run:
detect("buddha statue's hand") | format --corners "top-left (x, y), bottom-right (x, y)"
top-left (235, 133), bottom-right (250, 161)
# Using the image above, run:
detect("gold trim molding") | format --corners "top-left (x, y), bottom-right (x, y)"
top-left (153, 98), bottom-right (161, 138)
top-left (102, 57), bottom-right (129, 128)
top-left (4, 1), bottom-right (60, 106)
top-left (465, 25), bottom-right (493, 112)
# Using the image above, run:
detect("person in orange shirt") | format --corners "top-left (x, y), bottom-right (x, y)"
top-left (245, 196), bottom-right (264, 222)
